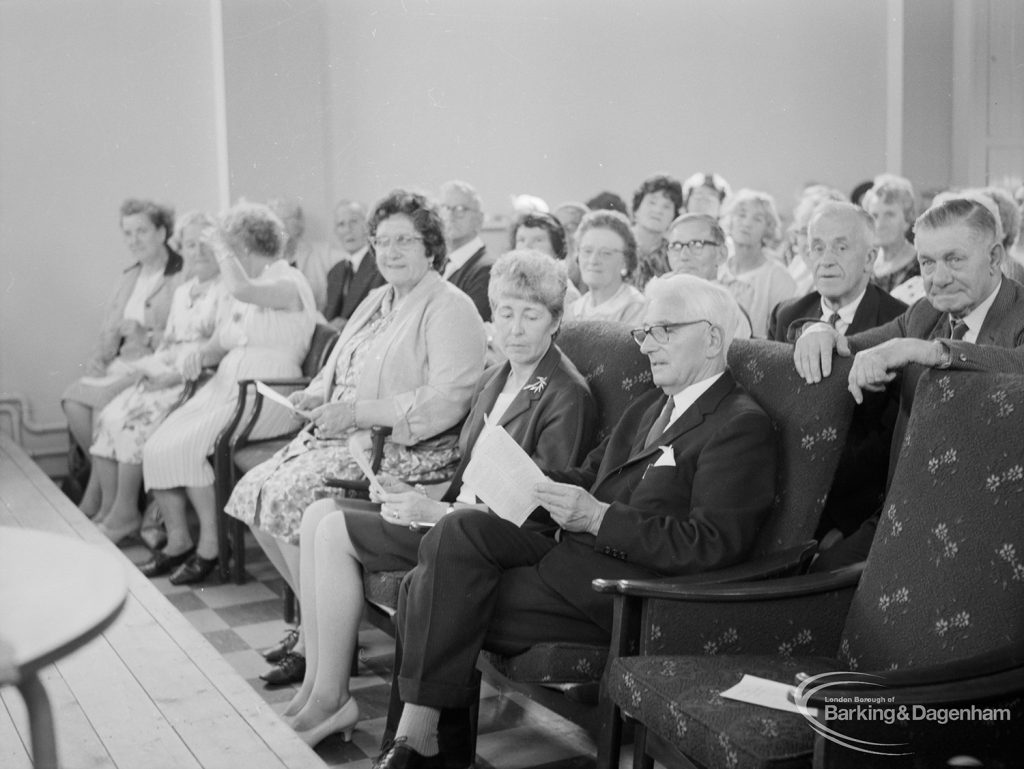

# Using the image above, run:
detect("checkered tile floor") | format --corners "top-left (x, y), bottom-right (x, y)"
top-left (120, 533), bottom-right (631, 769)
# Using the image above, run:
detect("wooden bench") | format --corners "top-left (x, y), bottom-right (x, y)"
top-left (0, 435), bottom-right (326, 769)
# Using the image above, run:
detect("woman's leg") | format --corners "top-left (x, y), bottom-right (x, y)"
top-left (152, 488), bottom-right (194, 556)
top-left (79, 466), bottom-right (103, 518)
top-left (90, 457), bottom-right (118, 521)
top-left (283, 499), bottom-right (336, 716)
top-left (100, 462), bottom-right (144, 530)
top-left (252, 529), bottom-right (297, 593)
top-left (63, 401), bottom-right (93, 457)
top-left (185, 484), bottom-right (219, 560)
top-left (289, 503), bottom-right (365, 731)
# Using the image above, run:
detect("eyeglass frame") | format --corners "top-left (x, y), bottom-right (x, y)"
top-left (666, 238), bottom-right (722, 255)
top-left (439, 204), bottom-right (479, 218)
top-left (369, 234), bottom-right (424, 252)
top-left (630, 319), bottom-right (712, 345)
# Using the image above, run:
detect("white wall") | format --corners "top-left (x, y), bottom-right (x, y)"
top-left (0, 0), bottom-right (223, 465)
top-left (324, 0), bottom-right (890, 218)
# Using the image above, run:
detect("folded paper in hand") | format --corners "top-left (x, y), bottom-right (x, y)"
top-left (720, 674), bottom-right (818, 717)
top-left (462, 418), bottom-right (546, 526)
top-left (255, 381), bottom-right (311, 416)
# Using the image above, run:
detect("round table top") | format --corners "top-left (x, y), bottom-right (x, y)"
top-left (0, 527), bottom-right (127, 678)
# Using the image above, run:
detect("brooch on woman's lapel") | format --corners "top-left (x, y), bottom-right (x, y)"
top-left (523, 376), bottom-right (547, 395)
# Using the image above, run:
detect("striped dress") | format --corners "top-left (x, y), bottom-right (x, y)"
top-left (142, 261), bottom-right (316, 489)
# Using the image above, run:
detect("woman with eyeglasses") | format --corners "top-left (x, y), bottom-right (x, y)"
top-left (563, 209), bottom-right (647, 324)
top-left (223, 190), bottom-right (486, 680)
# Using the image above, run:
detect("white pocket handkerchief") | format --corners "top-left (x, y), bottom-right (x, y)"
top-left (653, 446), bottom-right (675, 467)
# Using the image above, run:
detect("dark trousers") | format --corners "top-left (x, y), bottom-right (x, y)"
top-left (395, 508), bottom-right (609, 709)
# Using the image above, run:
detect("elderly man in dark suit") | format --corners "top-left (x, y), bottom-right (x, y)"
top-left (323, 200), bottom-right (384, 329)
top-left (768, 202), bottom-right (907, 341)
top-left (795, 196), bottom-right (1024, 570)
top-left (439, 180), bottom-right (494, 321)
top-left (770, 202), bottom-right (907, 541)
top-left (372, 274), bottom-right (777, 768)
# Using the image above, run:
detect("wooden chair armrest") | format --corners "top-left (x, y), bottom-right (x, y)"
top-left (593, 561), bottom-right (863, 602)
top-left (805, 644), bottom-right (1024, 707)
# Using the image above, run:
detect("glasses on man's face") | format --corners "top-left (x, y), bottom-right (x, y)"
top-left (578, 246), bottom-right (625, 261)
top-left (667, 239), bottom-right (721, 255)
top-left (440, 204), bottom-right (478, 218)
top-left (630, 320), bottom-right (711, 345)
top-left (370, 234), bottom-right (423, 252)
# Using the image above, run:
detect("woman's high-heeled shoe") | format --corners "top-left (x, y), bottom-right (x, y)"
top-left (168, 554), bottom-right (219, 586)
top-left (293, 697), bottom-right (360, 747)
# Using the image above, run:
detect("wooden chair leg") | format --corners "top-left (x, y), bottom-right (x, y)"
top-left (596, 696), bottom-right (623, 769)
top-left (283, 584), bottom-right (297, 624)
top-left (230, 518), bottom-right (247, 584)
top-left (216, 509), bottom-right (232, 582)
top-left (632, 723), bottom-right (652, 769)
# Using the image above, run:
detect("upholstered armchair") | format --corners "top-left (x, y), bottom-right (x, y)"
top-left (602, 370), bottom-right (1024, 768)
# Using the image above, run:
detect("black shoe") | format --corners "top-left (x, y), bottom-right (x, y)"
top-left (371, 738), bottom-right (461, 769)
top-left (263, 627), bottom-right (300, 663)
top-left (168, 554), bottom-right (219, 586)
top-left (259, 652), bottom-right (305, 687)
top-left (139, 547), bottom-right (196, 578)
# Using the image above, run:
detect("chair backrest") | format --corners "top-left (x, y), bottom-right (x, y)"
top-left (557, 320), bottom-right (656, 442)
top-left (840, 370), bottom-right (1024, 671)
top-left (727, 339), bottom-right (855, 557)
top-left (302, 323), bottom-right (341, 378)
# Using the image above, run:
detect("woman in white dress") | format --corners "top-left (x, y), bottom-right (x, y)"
top-left (140, 202), bottom-right (317, 585)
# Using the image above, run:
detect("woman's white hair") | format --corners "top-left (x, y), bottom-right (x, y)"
top-left (644, 273), bottom-right (742, 353)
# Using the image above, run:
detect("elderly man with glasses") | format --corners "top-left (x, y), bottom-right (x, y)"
top-left (666, 212), bottom-right (754, 339)
top-left (371, 274), bottom-right (776, 769)
top-left (439, 179), bottom-right (494, 320)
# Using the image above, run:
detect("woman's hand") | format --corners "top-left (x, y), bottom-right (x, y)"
top-left (379, 490), bottom-right (445, 527)
top-left (368, 473), bottom-right (415, 503)
top-left (180, 350), bottom-right (204, 382)
top-left (289, 390), bottom-right (321, 411)
top-left (308, 401), bottom-right (355, 439)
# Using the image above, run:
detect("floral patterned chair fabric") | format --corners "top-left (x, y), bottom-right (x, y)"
top-left (727, 339), bottom-right (855, 557)
top-left (604, 370), bottom-right (1024, 769)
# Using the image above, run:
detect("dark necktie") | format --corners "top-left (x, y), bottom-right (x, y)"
top-left (643, 398), bottom-right (675, 449)
top-left (950, 319), bottom-right (968, 340)
top-left (824, 311), bottom-right (840, 329)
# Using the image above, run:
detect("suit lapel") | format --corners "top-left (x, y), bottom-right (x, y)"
top-left (495, 344), bottom-right (561, 428)
top-left (450, 246), bottom-right (486, 283)
top-left (598, 373), bottom-right (737, 486)
top-left (976, 279), bottom-right (1014, 344)
top-left (849, 285), bottom-right (880, 335)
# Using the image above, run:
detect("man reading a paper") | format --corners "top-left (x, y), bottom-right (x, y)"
top-left (376, 274), bottom-right (776, 768)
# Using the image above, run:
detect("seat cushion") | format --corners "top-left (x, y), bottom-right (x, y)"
top-left (607, 654), bottom-right (834, 769)
top-left (483, 642), bottom-right (607, 684)
top-left (234, 440), bottom-right (288, 475)
top-left (363, 569), bottom-right (406, 610)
